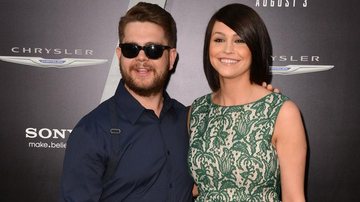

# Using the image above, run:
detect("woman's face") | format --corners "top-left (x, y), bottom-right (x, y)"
top-left (209, 21), bottom-right (252, 81)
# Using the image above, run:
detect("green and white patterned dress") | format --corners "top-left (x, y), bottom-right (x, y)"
top-left (188, 93), bottom-right (288, 202)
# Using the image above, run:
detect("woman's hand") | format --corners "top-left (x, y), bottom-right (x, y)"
top-left (192, 184), bottom-right (199, 198)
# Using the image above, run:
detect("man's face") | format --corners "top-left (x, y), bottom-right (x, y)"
top-left (117, 21), bottom-right (177, 97)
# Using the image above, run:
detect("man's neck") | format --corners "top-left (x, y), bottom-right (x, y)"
top-left (125, 86), bottom-right (164, 117)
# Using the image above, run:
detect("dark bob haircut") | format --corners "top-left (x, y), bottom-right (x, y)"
top-left (118, 2), bottom-right (177, 48)
top-left (203, 3), bottom-right (273, 92)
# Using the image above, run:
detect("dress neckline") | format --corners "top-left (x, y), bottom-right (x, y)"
top-left (207, 92), bottom-right (275, 108)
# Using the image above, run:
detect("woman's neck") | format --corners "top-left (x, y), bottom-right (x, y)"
top-left (213, 79), bottom-right (255, 106)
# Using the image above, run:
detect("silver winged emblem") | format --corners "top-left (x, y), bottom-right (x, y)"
top-left (0, 56), bottom-right (107, 68)
top-left (271, 65), bottom-right (334, 75)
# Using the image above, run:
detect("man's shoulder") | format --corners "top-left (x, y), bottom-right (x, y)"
top-left (168, 97), bottom-right (189, 118)
top-left (76, 98), bottom-right (113, 128)
top-left (171, 98), bottom-right (186, 110)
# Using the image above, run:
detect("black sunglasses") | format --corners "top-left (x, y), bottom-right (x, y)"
top-left (119, 43), bottom-right (171, 60)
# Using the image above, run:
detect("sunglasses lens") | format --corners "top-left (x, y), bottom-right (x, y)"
top-left (120, 44), bottom-right (169, 59)
top-left (144, 45), bottom-right (164, 59)
top-left (121, 44), bottom-right (140, 58)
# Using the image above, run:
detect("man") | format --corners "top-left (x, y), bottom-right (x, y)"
top-left (60, 2), bottom-right (193, 201)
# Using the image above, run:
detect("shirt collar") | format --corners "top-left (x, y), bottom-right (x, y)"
top-left (114, 79), bottom-right (174, 124)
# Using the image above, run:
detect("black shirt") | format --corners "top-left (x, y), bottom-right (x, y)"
top-left (60, 80), bottom-right (193, 202)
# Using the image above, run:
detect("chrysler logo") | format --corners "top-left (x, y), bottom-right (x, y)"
top-left (0, 56), bottom-right (107, 68)
top-left (271, 65), bottom-right (334, 75)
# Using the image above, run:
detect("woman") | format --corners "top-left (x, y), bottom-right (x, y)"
top-left (188, 4), bottom-right (307, 202)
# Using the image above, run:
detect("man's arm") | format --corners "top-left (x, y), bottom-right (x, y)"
top-left (60, 122), bottom-right (106, 202)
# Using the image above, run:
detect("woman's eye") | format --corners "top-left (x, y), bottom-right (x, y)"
top-left (235, 39), bottom-right (245, 43)
top-left (213, 38), bottom-right (224, 43)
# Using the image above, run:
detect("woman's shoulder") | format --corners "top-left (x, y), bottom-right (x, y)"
top-left (192, 93), bottom-right (211, 105)
top-left (190, 93), bottom-right (213, 114)
top-left (253, 85), bottom-right (288, 103)
top-left (278, 99), bottom-right (301, 117)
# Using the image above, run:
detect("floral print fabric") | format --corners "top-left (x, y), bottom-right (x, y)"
top-left (188, 93), bottom-right (288, 202)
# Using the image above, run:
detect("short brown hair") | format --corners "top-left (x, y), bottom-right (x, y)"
top-left (118, 2), bottom-right (177, 48)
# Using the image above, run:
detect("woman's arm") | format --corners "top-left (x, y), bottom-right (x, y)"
top-left (272, 100), bottom-right (307, 202)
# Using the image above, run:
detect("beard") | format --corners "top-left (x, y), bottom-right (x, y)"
top-left (120, 62), bottom-right (170, 97)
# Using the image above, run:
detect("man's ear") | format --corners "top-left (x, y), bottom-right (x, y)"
top-left (116, 47), bottom-right (121, 59)
top-left (169, 48), bottom-right (177, 71)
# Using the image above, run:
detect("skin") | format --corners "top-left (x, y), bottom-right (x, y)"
top-left (203, 21), bottom-right (307, 201)
top-left (116, 21), bottom-right (177, 117)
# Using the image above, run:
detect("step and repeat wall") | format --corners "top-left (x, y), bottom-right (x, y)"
top-left (0, 0), bottom-right (359, 201)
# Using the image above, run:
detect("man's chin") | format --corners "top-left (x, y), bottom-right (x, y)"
top-left (124, 82), bottom-right (162, 97)
top-left (130, 87), bottom-right (162, 97)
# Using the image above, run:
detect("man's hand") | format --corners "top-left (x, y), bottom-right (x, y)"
top-left (262, 82), bottom-right (280, 93)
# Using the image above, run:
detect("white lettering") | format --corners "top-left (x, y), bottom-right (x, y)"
top-left (64, 49), bottom-right (72, 55)
top-left (303, 0), bottom-right (308, 7)
top-left (28, 142), bottom-right (48, 148)
top-left (53, 48), bottom-right (62, 54)
top-left (290, 56), bottom-right (298, 61)
top-left (23, 47), bottom-right (31, 53)
top-left (11, 47), bottom-right (19, 53)
top-left (272, 55), bottom-right (320, 62)
top-left (10, 47), bottom-right (94, 56)
top-left (39, 128), bottom-right (52, 139)
top-left (25, 127), bottom-right (72, 139)
top-left (255, 0), bottom-right (306, 7)
top-left (300, 56), bottom-right (308, 61)
top-left (270, 0), bottom-right (275, 7)
top-left (285, 0), bottom-right (290, 7)
top-left (44, 48), bottom-right (52, 54)
top-left (25, 127), bottom-right (37, 138)
top-left (28, 141), bottom-right (66, 149)
top-left (85, 49), bottom-right (93, 55)
top-left (74, 49), bottom-right (82, 55)
top-left (312, 56), bottom-right (319, 61)
top-left (53, 129), bottom-right (72, 139)
top-left (279, 55), bottom-right (287, 61)
top-left (34, 48), bottom-right (42, 54)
